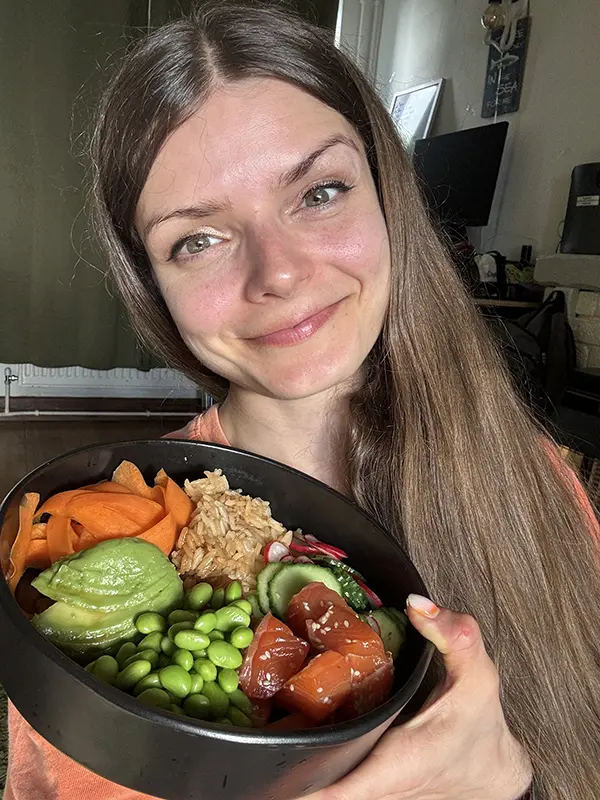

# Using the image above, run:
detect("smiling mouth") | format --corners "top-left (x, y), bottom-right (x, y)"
top-left (247, 300), bottom-right (345, 347)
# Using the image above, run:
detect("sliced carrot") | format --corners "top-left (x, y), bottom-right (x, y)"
top-left (46, 515), bottom-right (75, 564)
top-left (65, 493), bottom-right (164, 538)
top-left (7, 493), bottom-right (40, 594)
top-left (69, 521), bottom-right (79, 548)
top-left (36, 489), bottom-right (89, 518)
top-left (155, 469), bottom-right (194, 530)
top-left (31, 522), bottom-right (47, 540)
top-left (84, 481), bottom-right (133, 494)
top-left (138, 511), bottom-right (177, 555)
top-left (112, 461), bottom-right (153, 499)
top-left (24, 538), bottom-right (50, 570)
top-left (75, 529), bottom-right (100, 552)
top-left (150, 485), bottom-right (165, 505)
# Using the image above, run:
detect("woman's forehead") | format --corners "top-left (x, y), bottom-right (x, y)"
top-left (136, 78), bottom-right (362, 225)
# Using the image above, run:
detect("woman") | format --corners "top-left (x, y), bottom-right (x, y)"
top-left (6, 3), bottom-right (600, 799)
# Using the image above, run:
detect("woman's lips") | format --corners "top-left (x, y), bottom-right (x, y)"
top-left (247, 300), bottom-right (343, 347)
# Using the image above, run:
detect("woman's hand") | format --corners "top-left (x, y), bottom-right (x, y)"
top-left (305, 595), bottom-right (532, 800)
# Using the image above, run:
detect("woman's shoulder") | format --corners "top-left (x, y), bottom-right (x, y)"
top-left (164, 404), bottom-right (229, 446)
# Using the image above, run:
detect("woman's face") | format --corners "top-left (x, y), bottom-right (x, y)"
top-left (136, 78), bottom-right (391, 400)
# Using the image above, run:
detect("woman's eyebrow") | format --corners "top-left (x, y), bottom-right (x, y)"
top-left (276, 133), bottom-right (360, 190)
top-left (143, 134), bottom-right (359, 242)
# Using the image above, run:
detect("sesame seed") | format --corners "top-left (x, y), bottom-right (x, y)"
top-left (334, 622), bottom-right (339, 628)
top-left (303, 602), bottom-right (310, 611)
top-left (317, 687), bottom-right (323, 693)
top-left (343, 620), bottom-right (350, 628)
top-left (345, 639), bottom-right (352, 644)
top-left (323, 697), bottom-right (331, 704)
top-left (324, 627), bottom-right (331, 632)
top-left (266, 672), bottom-right (272, 680)
top-left (289, 685), bottom-right (295, 692)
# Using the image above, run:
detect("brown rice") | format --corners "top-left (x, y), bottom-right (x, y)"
top-left (170, 469), bottom-right (293, 591)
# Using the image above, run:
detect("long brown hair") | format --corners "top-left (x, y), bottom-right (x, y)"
top-left (90, 4), bottom-right (600, 797)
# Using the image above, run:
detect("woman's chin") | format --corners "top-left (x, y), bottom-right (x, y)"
top-left (249, 355), bottom-right (361, 401)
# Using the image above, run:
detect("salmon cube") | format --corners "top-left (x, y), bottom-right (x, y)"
top-left (286, 582), bottom-right (348, 639)
top-left (239, 613), bottom-right (309, 699)
top-left (277, 651), bottom-right (353, 723)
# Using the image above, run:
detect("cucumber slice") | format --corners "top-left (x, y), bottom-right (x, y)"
top-left (369, 608), bottom-right (407, 660)
top-left (246, 592), bottom-right (264, 621)
top-left (313, 557), bottom-right (369, 612)
top-left (267, 564), bottom-right (342, 620)
top-left (256, 563), bottom-right (284, 614)
top-left (313, 555), bottom-right (366, 582)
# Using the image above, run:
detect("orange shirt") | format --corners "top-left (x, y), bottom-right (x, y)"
top-left (5, 405), bottom-right (598, 798)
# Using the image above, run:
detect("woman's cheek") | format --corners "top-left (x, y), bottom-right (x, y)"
top-left (311, 208), bottom-right (389, 282)
top-left (159, 271), bottom-right (239, 341)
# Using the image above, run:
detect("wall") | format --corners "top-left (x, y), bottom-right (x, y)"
top-left (375, 0), bottom-right (600, 260)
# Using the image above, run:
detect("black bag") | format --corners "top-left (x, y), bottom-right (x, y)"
top-left (486, 290), bottom-right (577, 416)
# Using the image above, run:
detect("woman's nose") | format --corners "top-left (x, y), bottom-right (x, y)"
top-left (244, 228), bottom-right (313, 302)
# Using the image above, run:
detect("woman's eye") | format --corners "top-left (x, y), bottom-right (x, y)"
top-left (171, 233), bottom-right (222, 260)
top-left (303, 184), bottom-right (344, 208)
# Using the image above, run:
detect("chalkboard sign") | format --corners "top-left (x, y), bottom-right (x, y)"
top-left (482, 17), bottom-right (531, 119)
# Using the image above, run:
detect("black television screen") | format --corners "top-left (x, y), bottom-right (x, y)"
top-left (413, 121), bottom-right (509, 228)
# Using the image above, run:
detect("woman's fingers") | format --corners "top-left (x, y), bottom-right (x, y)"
top-left (405, 594), bottom-right (496, 685)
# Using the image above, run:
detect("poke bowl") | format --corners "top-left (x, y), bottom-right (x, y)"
top-left (0, 439), bottom-right (434, 800)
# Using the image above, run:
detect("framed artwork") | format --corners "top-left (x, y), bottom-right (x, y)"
top-left (390, 78), bottom-right (445, 149)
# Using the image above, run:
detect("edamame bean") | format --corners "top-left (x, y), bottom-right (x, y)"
top-left (158, 654), bottom-right (171, 669)
top-left (227, 707), bottom-right (252, 727)
top-left (124, 649), bottom-right (159, 670)
top-left (189, 672), bottom-right (205, 694)
top-left (216, 718), bottom-right (234, 725)
top-left (232, 599), bottom-right (253, 616)
top-left (168, 609), bottom-right (198, 626)
top-left (224, 581), bottom-right (243, 603)
top-left (210, 587), bottom-right (225, 610)
top-left (135, 612), bottom-right (167, 635)
top-left (168, 621), bottom-right (194, 642)
top-left (215, 606), bottom-right (251, 633)
top-left (187, 582), bottom-right (213, 611)
top-left (169, 704), bottom-right (186, 715)
top-left (183, 693), bottom-right (211, 720)
top-left (229, 626), bottom-right (254, 650)
top-left (229, 689), bottom-right (254, 717)
top-left (160, 636), bottom-right (176, 656)
top-left (138, 632), bottom-right (163, 653)
top-left (137, 687), bottom-right (170, 709)
top-left (173, 630), bottom-right (211, 652)
top-left (194, 611), bottom-right (217, 634)
top-left (92, 655), bottom-right (119, 684)
top-left (116, 659), bottom-right (152, 691)
top-left (201, 681), bottom-right (230, 717)
top-left (133, 672), bottom-right (162, 696)
top-left (193, 658), bottom-right (218, 682)
top-left (159, 665), bottom-right (192, 699)
top-left (207, 640), bottom-right (243, 670)
top-left (217, 668), bottom-right (239, 694)
top-left (116, 642), bottom-right (138, 668)
top-left (208, 630), bottom-right (225, 642)
top-left (191, 649), bottom-right (207, 659)
top-left (173, 648), bottom-right (194, 672)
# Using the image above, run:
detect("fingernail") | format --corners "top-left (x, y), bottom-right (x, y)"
top-left (407, 594), bottom-right (440, 618)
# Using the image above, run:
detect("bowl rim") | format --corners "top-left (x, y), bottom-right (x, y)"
top-left (0, 437), bottom-right (435, 747)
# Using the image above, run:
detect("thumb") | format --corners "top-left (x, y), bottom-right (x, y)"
top-left (405, 594), bottom-right (489, 682)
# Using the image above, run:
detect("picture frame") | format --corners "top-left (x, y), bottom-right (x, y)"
top-left (390, 78), bottom-right (445, 149)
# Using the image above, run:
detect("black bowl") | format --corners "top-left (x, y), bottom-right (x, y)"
top-left (0, 440), bottom-right (433, 800)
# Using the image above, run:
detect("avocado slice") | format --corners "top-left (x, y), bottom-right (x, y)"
top-left (31, 538), bottom-right (184, 662)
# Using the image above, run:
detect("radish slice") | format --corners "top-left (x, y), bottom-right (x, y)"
top-left (355, 577), bottom-right (383, 609)
top-left (293, 555), bottom-right (314, 564)
top-left (303, 534), bottom-right (348, 560)
top-left (281, 554), bottom-right (295, 563)
top-left (264, 540), bottom-right (290, 563)
top-left (289, 541), bottom-right (320, 555)
top-left (364, 615), bottom-right (381, 636)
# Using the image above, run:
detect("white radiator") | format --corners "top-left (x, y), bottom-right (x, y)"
top-left (1, 363), bottom-right (198, 399)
